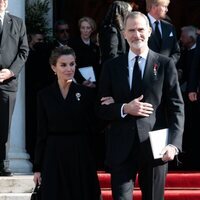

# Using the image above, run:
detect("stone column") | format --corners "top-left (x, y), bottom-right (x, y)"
top-left (6, 0), bottom-right (32, 173)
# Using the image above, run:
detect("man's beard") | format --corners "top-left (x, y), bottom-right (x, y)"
top-left (131, 40), bottom-right (145, 49)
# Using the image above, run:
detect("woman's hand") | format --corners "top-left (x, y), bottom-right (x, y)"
top-left (101, 96), bottom-right (115, 105)
top-left (82, 79), bottom-right (96, 88)
top-left (33, 172), bottom-right (42, 185)
top-left (188, 92), bottom-right (198, 102)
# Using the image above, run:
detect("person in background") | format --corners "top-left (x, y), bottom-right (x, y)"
top-left (28, 32), bottom-right (44, 50)
top-left (177, 26), bottom-right (198, 88)
top-left (99, 1), bottom-right (138, 64)
top-left (186, 29), bottom-right (200, 169)
top-left (146, 0), bottom-right (180, 64)
top-left (25, 31), bottom-right (54, 163)
top-left (0, 0), bottom-right (29, 176)
top-left (52, 19), bottom-right (70, 47)
top-left (97, 11), bottom-right (184, 200)
top-left (188, 30), bottom-right (200, 102)
top-left (33, 46), bottom-right (102, 200)
top-left (68, 16), bottom-right (100, 88)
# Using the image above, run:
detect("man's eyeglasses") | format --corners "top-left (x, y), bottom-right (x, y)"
top-left (57, 29), bottom-right (69, 34)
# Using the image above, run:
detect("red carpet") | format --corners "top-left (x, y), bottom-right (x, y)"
top-left (98, 171), bottom-right (200, 200)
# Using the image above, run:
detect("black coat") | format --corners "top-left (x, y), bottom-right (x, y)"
top-left (97, 50), bottom-right (184, 167)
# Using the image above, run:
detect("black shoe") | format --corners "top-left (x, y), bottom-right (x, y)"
top-left (0, 168), bottom-right (13, 176)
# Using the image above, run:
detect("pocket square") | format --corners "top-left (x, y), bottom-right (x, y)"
top-left (169, 32), bottom-right (173, 37)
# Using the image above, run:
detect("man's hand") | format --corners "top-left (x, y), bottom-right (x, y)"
top-left (0, 69), bottom-right (14, 82)
top-left (160, 145), bottom-right (177, 162)
top-left (123, 95), bottom-right (154, 117)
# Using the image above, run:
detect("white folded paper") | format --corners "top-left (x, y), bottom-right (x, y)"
top-left (78, 66), bottom-right (96, 82)
top-left (149, 128), bottom-right (169, 159)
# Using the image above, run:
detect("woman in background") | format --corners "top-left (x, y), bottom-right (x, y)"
top-left (99, 0), bottom-right (138, 63)
top-left (68, 17), bottom-right (100, 88)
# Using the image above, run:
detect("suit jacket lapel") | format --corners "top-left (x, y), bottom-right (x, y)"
top-left (147, 16), bottom-right (161, 49)
top-left (120, 54), bottom-right (132, 94)
top-left (160, 21), bottom-right (171, 49)
top-left (1, 13), bottom-right (12, 47)
top-left (143, 50), bottom-right (159, 95)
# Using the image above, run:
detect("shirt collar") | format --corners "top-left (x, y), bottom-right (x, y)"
top-left (128, 48), bottom-right (149, 62)
top-left (0, 11), bottom-right (6, 23)
top-left (190, 43), bottom-right (196, 50)
top-left (147, 13), bottom-right (160, 25)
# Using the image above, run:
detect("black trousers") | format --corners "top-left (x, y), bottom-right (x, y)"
top-left (110, 139), bottom-right (168, 200)
top-left (0, 89), bottom-right (16, 162)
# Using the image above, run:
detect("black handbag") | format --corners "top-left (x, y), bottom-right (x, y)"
top-left (30, 183), bottom-right (41, 200)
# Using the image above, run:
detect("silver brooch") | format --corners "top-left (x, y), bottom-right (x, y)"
top-left (75, 93), bottom-right (81, 101)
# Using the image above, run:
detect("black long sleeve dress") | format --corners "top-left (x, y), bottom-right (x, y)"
top-left (33, 81), bottom-right (101, 200)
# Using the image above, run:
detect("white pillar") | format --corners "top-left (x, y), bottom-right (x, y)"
top-left (6, 0), bottom-right (32, 173)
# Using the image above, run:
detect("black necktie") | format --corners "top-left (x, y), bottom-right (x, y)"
top-left (132, 56), bottom-right (142, 98)
top-left (154, 21), bottom-right (162, 45)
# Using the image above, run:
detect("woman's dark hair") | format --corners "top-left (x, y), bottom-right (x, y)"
top-left (49, 45), bottom-right (76, 66)
top-left (101, 1), bottom-right (131, 30)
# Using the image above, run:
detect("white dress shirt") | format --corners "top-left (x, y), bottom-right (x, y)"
top-left (147, 13), bottom-right (162, 37)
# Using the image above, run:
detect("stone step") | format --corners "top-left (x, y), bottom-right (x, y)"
top-left (0, 193), bottom-right (31, 200)
top-left (0, 175), bottom-right (34, 193)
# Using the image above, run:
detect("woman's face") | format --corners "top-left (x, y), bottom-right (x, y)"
top-left (51, 55), bottom-right (76, 82)
top-left (80, 21), bottom-right (93, 40)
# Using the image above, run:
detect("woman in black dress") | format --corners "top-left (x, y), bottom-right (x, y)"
top-left (33, 46), bottom-right (101, 200)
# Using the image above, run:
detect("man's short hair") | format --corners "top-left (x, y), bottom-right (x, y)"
top-left (124, 11), bottom-right (150, 29)
top-left (54, 19), bottom-right (69, 31)
top-left (146, 0), bottom-right (170, 12)
top-left (181, 26), bottom-right (198, 41)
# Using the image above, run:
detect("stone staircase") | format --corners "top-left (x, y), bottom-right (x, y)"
top-left (0, 175), bottom-right (34, 200)
top-left (1, 171), bottom-right (200, 200)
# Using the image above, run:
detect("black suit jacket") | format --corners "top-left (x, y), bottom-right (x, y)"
top-left (148, 18), bottom-right (180, 65)
top-left (97, 50), bottom-right (184, 167)
top-left (0, 13), bottom-right (29, 92)
top-left (188, 36), bottom-right (200, 92)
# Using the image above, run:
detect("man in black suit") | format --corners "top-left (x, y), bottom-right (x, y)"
top-left (52, 19), bottom-right (70, 48)
top-left (97, 11), bottom-right (184, 200)
top-left (146, 0), bottom-right (180, 64)
top-left (0, 0), bottom-right (29, 175)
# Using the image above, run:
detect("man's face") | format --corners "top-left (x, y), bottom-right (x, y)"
top-left (56, 24), bottom-right (70, 44)
top-left (31, 34), bottom-right (44, 45)
top-left (123, 15), bottom-right (152, 52)
top-left (0, 0), bottom-right (8, 13)
top-left (180, 31), bottom-right (192, 49)
top-left (154, 3), bottom-right (169, 19)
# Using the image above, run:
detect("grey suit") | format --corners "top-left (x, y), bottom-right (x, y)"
top-left (97, 50), bottom-right (184, 200)
top-left (0, 12), bottom-right (29, 163)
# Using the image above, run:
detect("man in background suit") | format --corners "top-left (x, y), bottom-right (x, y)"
top-left (146, 0), bottom-right (180, 64)
top-left (97, 11), bottom-right (184, 200)
top-left (188, 34), bottom-right (200, 102)
top-left (0, 0), bottom-right (29, 176)
top-left (52, 19), bottom-right (70, 48)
